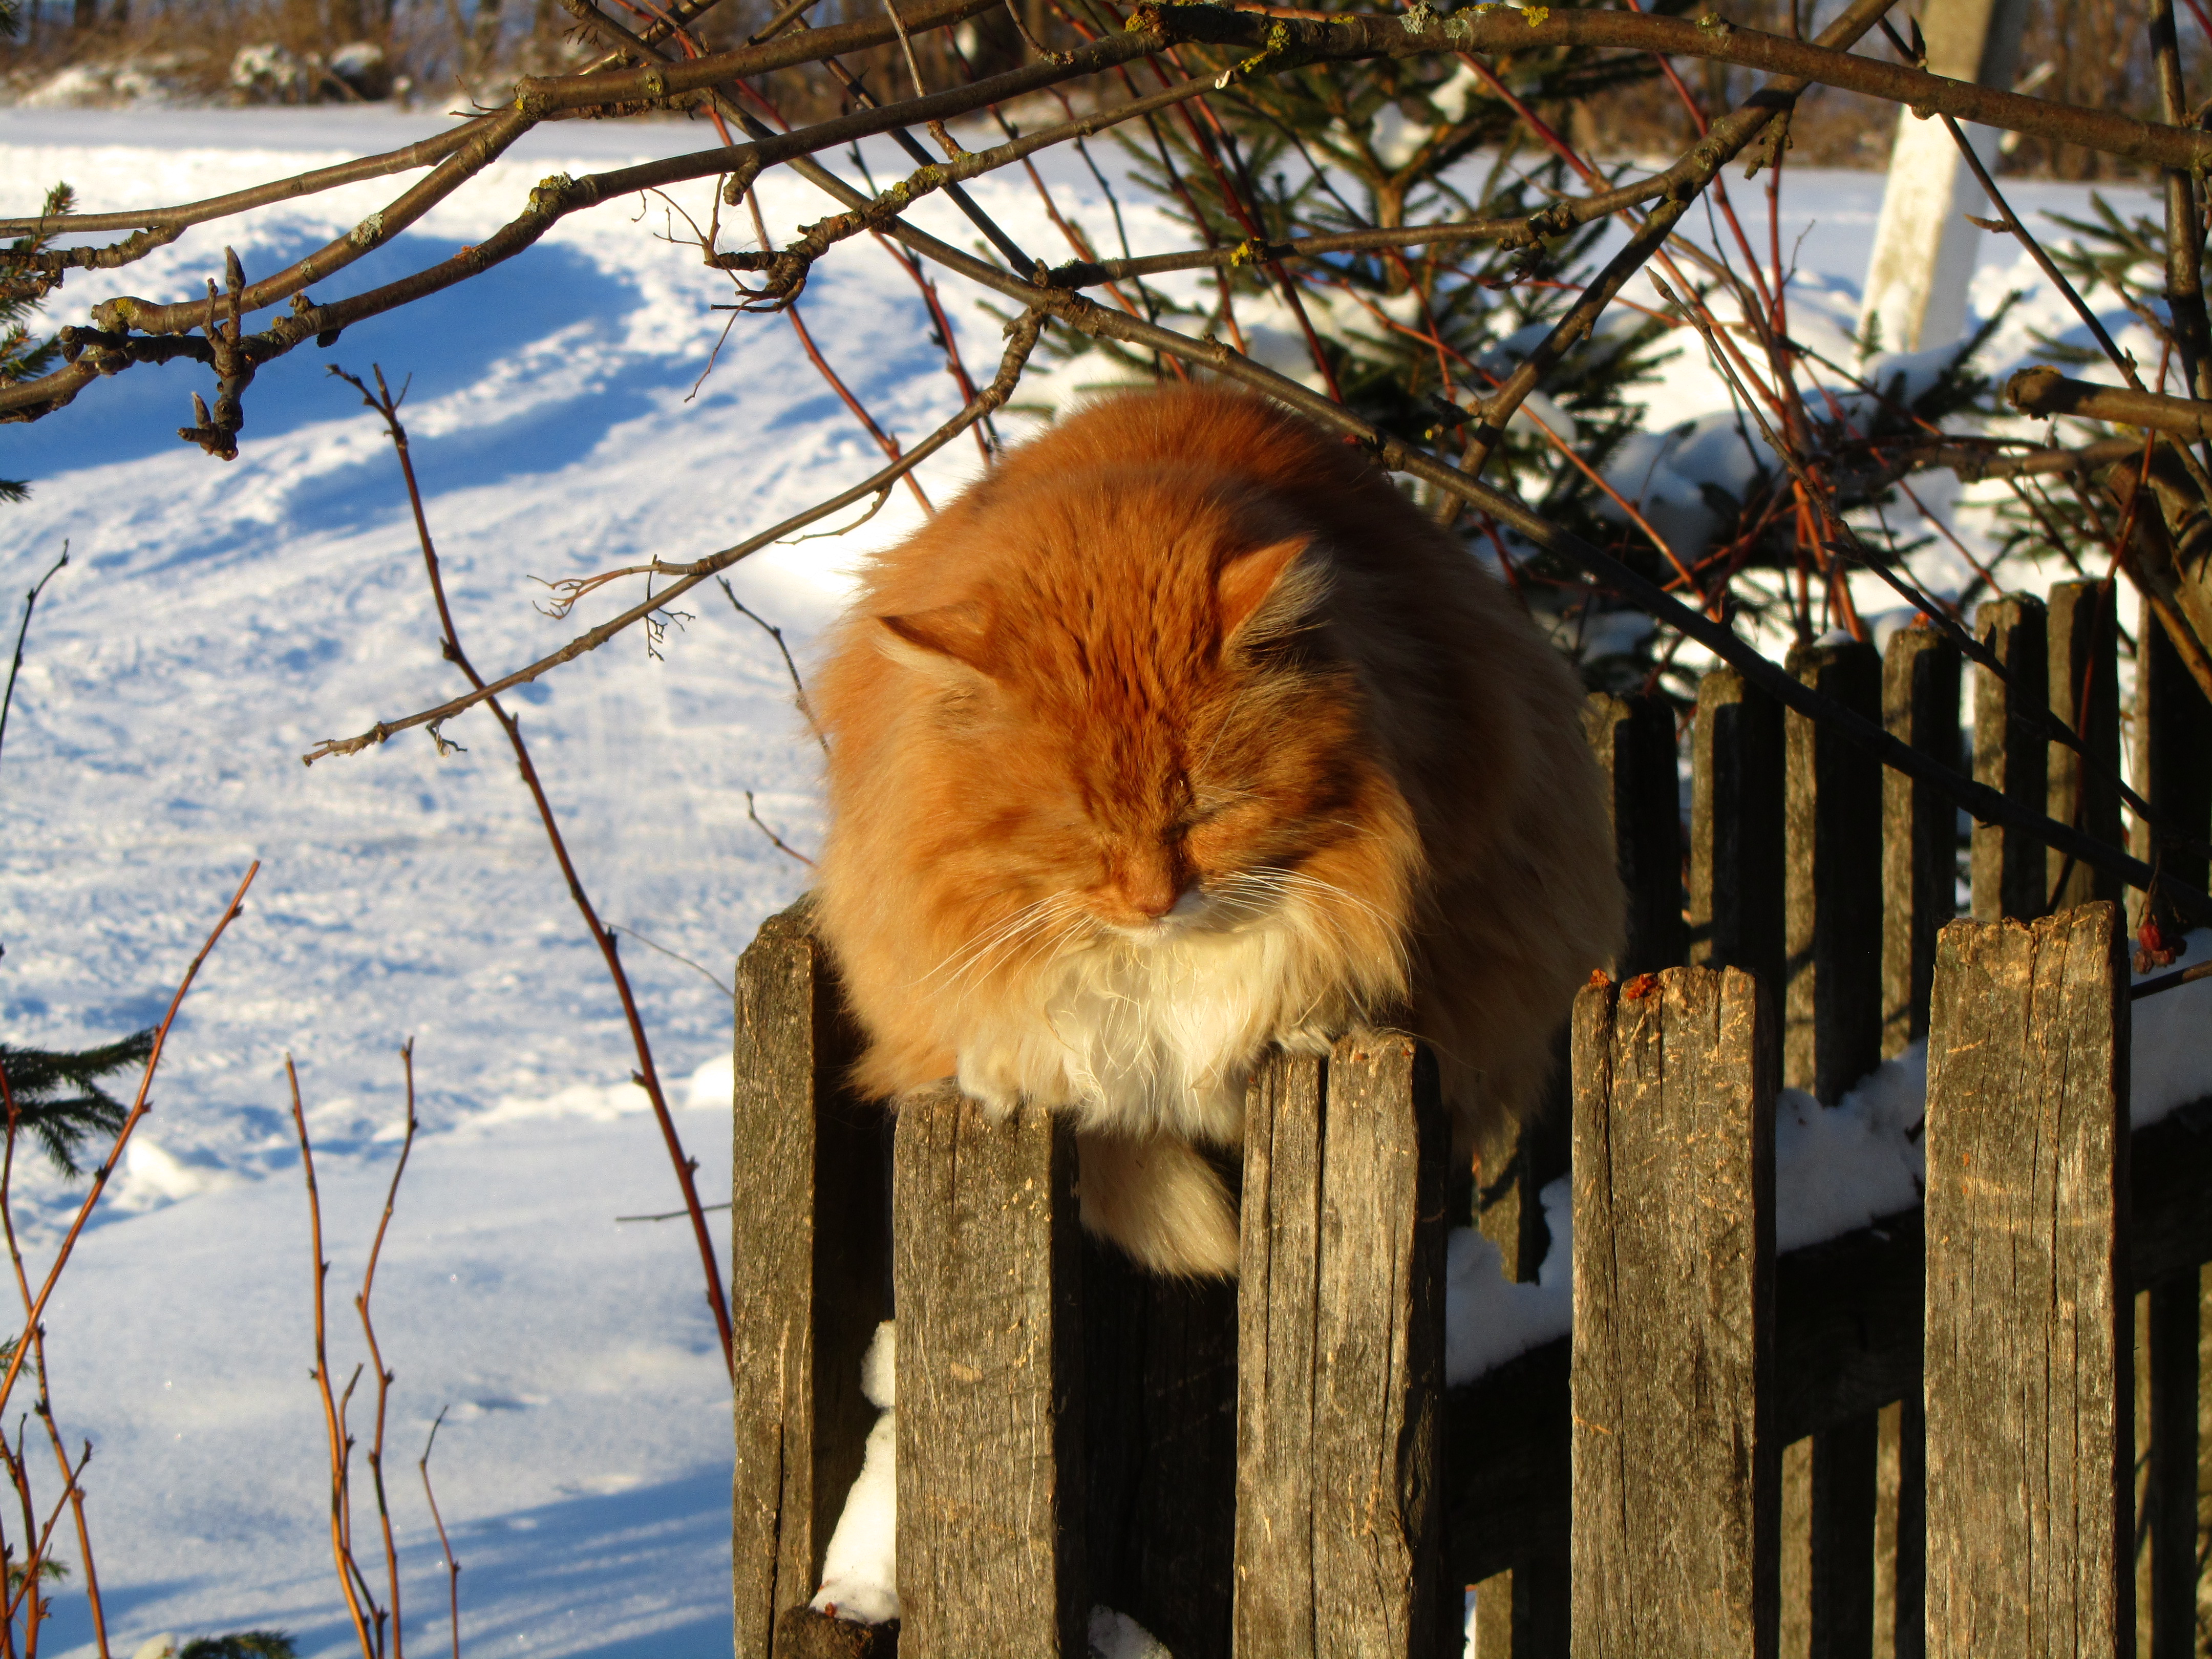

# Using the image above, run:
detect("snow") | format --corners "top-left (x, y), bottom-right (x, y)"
top-left (0, 103), bottom-right (2205, 1658)
top-left (2131, 930), bottom-right (2212, 1128)
top-left (809, 1323), bottom-right (899, 1626)
top-left (1444, 1177), bottom-right (1573, 1387)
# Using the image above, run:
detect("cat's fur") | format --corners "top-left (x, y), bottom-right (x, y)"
top-left (811, 386), bottom-right (1624, 1276)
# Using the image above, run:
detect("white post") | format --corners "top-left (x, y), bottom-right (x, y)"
top-left (1856, 0), bottom-right (2032, 357)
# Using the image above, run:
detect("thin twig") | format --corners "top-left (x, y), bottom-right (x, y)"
top-left (289, 1057), bottom-right (381, 1659)
top-left (0, 1065), bottom-right (107, 1659)
top-left (610, 927), bottom-right (734, 998)
top-left (746, 792), bottom-right (817, 866)
top-left (715, 578), bottom-right (824, 752)
top-left (418, 1409), bottom-right (460, 1659)
top-left (2133, 955), bottom-right (2212, 996)
top-left (328, 365), bottom-right (736, 1373)
top-left (618, 1200), bottom-right (735, 1221)
top-left (302, 315), bottom-right (1045, 765)
top-left (0, 548), bottom-right (67, 781)
top-left (355, 1040), bottom-right (420, 1659)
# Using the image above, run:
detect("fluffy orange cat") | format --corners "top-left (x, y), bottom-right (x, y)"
top-left (811, 386), bottom-right (1623, 1277)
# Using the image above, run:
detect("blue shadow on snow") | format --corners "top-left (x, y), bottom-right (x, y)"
top-left (4, 230), bottom-right (654, 486)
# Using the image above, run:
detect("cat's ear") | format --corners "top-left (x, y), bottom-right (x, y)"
top-left (1217, 537), bottom-right (1320, 646)
top-left (877, 602), bottom-right (994, 676)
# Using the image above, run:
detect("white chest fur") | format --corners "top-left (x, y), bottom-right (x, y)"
top-left (950, 909), bottom-right (1347, 1145)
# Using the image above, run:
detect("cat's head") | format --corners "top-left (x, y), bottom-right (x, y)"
top-left (862, 464), bottom-right (1402, 950)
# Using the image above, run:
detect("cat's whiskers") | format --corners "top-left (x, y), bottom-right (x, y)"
top-left (996, 896), bottom-right (1097, 988)
top-left (922, 897), bottom-right (1055, 989)
top-left (928, 893), bottom-right (1086, 997)
top-left (1219, 866), bottom-right (1407, 984)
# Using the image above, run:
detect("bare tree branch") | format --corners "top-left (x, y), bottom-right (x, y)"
top-left (299, 309), bottom-right (1044, 763)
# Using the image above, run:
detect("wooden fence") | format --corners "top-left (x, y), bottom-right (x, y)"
top-left (730, 582), bottom-right (2212, 1659)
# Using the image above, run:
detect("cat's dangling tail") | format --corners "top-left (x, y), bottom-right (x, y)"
top-left (1076, 1130), bottom-right (1240, 1278)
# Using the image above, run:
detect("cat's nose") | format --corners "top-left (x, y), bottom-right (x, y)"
top-left (1122, 872), bottom-right (1180, 920)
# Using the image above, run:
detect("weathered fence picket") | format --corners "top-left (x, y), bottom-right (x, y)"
top-left (1871, 1398), bottom-right (1926, 1659)
top-left (1970, 595), bottom-right (2049, 921)
top-left (1777, 639), bottom-right (1885, 1659)
top-left (1080, 1247), bottom-right (1237, 1659)
top-left (2045, 579), bottom-right (2122, 912)
top-left (728, 575), bottom-right (2212, 1659)
top-left (893, 1091), bottom-right (1087, 1657)
top-left (2132, 598), bottom-right (2212, 902)
top-left (1585, 690), bottom-right (1687, 977)
top-left (2136, 1280), bottom-right (2201, 1659)
top-left (1924, 902), bottom-right (2131, 1658)
top-left (1234, 1035), bottom-right (1449, 1658)
top-left (2126, 599), bottom-right (2212, 1659)
top-left (1880, 624), bottom-right (1961, 1061)
top-left (1784, 637), bottom-right (1883, 1104)
top-left (1690, 665), bottom-right (1787, 999)
top-left (1569, 966), bottom-right (1776, 1659)
top-left (731, 900), bottom-right (892, 1659)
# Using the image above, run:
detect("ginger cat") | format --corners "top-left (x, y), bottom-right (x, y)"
top-left (811, 386), bottom-right (1623, 1276)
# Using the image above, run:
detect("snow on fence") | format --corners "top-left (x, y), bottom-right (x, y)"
top-left (728, 578), bottom-right (2212, 1659)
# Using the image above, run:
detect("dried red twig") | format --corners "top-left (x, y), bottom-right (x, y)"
top-left (289, 1055), bottom-right (381, 1659)
top-left (0, 1063), bottom-right (109, 1659)
top-left (418, 1410), bottom-right (460, 1659)
top-left (329, 365), bottom-right (735, 1372)
top-left (303, 313), bottom-right (1045, 764)
top-left (355, 1040), bottom-right (420, 1659)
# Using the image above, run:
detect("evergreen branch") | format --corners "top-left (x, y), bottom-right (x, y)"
top-left (0, 863), bottom-right (258, 1423)
top-left (0, 1032), bottom-right (152, 1179)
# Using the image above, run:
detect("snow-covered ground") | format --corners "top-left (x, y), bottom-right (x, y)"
top-left (0, 102), bottom-right (2202, 1657)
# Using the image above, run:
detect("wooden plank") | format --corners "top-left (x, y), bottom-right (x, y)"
top-left (1781, 1417), bottom-right (1879, 1659)
top-left (1471, 1546), bottom-right (1569, 1659)
top-left (732, 898), bottom-right (892, 1659)
top-left (1082, 1239), bottom-right (1237, 1659)
top-left (1585, 690), bottom-right (1686, 975)
top-left (1235, 1037), bottom-right (1449, 1657)
top-left (1881, 625), bottom-right (1962, 1059)
top-left (1313, 1033), bottom-right (1448, 1654)
top-left (2140, 1275), bottom-right (2201, 1658)
top-left (1234, 1050), bottom-right (1324, 1658)
top-left (1969, 594), bottom-right (2049, 921)
top-left (1465, 1067), bottom-right (1569, 1658)
top-left (1924, 902), bottom-right (2131, 1659)
top-left (1809, 1414), bottom-right (1878, 1659)
top-left (1442, 1341), bottom-right (1570, 1587)
top-left (1690, 666), bottom-right (1787, 1004)
top-left (1467, 689), bottom-right (1678, 1654)
top-left (2130, 593), bottom-right (2212, 910)
top-left (1784, 639), bottom-right (1884, 1659)
top-left (1871, 1399), bottom-right (1925, 1659)
top-left (894, 1090), bottom-right (1085, 1658)
top-left (2131, 1095), bottom-right (2212, 1285)
top-left (1781, 1439), bottom-right (1814, 1659)
top-left (1785, 637), bottom-right (1884, 1103)
top-left (1571, 967), bottom-right (1777, 1659)
top-left (1470, 1077), bottom-right (1565, 1306)
top-left (2044, 579), bottom-right (2123, 911)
